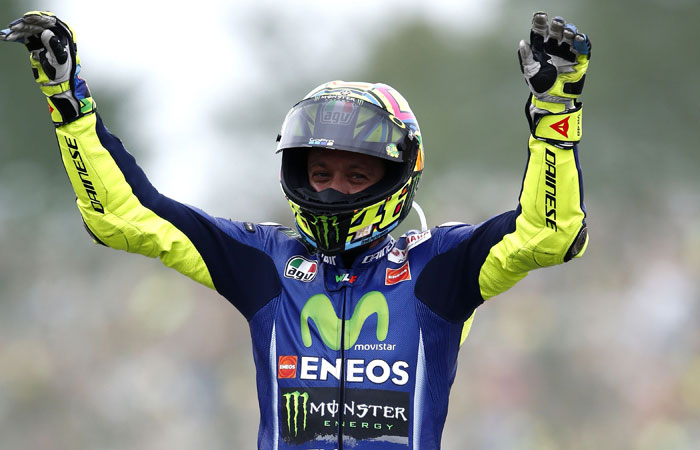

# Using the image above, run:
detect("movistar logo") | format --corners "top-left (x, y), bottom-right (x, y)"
top-left (283, 391), bottom-right (309, 436)
top-left (300, 291), bottom-right (389, 351)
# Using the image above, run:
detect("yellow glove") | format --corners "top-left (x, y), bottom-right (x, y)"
top-left (517, 12), bottom-right (591, 148)
top-left (1, 11), bottom-right (96, 126)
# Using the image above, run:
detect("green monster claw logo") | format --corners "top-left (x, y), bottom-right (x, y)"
top-left (306, 214), bottom-right (340, 250)
top-left (300, 291), bottom-right (389, 351)
top-left (283, 391), bottom-right (309, 436)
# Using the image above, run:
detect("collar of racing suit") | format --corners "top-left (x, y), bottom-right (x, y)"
top-left (319, 235), bottom-right (396, 269)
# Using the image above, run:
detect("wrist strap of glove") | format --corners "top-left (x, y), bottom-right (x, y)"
top-left (41, 66), bottom-right (97, 126)
top-left (527, 97), bottom-right (582, 149)
top-left (47, 94), bottom-right (96, 126)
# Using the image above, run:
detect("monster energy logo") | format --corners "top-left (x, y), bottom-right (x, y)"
top-left (306, 214), bottom-right (340, 250)
top-left (300, 291), bottom-right (389, 350)
top-left (283, 391), bottom-right (309, 436)
top-left (280, 387), bottom-right (410, 445)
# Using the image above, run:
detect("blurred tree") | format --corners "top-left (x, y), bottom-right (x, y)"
top-left (0, 0), bottom-right (63, 311)
top-left (358, 0), bottom-right (700, 202)
top-left (0, 1), bottom-right (128, 312)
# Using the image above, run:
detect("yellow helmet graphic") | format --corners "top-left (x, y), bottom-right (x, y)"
top-left (277, 81), bottom-right (424, 255)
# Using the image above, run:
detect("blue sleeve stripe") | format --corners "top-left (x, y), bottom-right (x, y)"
top-left (415, 210), bottom-right (518, 322)
top-left (93, 115), bottom-right (281, 319)
top-left (572, 144), bottom-right (587, 217)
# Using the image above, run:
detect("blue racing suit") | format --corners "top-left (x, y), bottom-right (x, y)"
top-left (53, 111), bottom-right (588, 449)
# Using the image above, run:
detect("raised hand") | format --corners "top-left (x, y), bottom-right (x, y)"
top-left (1, 11), bottom-right (95, 125)
top-left (518, 12), bottom-right (591, 112)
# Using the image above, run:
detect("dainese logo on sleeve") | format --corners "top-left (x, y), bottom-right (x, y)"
top-left (550, 116), bottom-right (570, 138)
top-left (285, 256), bottom-right (318, 282)
top-left (278, 355), bottom-right (298, 379)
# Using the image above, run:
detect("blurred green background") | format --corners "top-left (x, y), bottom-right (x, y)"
top-left (1, 0), bottom-right (698, 449)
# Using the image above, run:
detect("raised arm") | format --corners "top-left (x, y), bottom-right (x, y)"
top-left (478, 12), bottom-right (591, 299)
top-left (416, 12), bottom-right (592, 327)
top-left (0, 12), bottom-right (282, 318)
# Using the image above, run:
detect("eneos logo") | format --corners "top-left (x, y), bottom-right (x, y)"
top-left (285, 256), bottom-right (318, 282)
top-left (278, 355), bottom-right (298, 379)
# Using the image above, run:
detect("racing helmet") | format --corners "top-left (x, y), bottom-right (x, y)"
top-left (277, 81), bottom-right (424, 255)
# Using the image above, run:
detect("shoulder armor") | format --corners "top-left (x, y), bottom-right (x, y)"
top-left (262, 223), bottom-right (316, 253)
top-left (437, 221), bottom-right (467, 228)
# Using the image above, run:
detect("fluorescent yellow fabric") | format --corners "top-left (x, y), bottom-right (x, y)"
top-left (535, 108), bottom-right (582, 143)
top-left (478, 130), bottom-right (587, 301)
top-left (55, 114), bottom-right (215, 289)
top-left (460, 313), bottom-right (475, 345)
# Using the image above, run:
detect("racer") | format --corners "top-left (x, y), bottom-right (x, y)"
top-left (1, 11), bottom-right (591, 450)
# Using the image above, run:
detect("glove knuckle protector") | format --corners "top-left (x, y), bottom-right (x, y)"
top-left (3, 11), bottom-right (96, 126)
top-left (518, 11), bottom-right (591, 148)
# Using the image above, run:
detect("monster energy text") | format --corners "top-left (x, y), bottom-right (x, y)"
top-left (281, 387), bottom-right (410, 444)
top-left (283, 394), bottom-right (408, 435)
top-left (311, 399), bottom-right (408, 421)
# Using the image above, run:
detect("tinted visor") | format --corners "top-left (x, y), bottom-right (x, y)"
top-left (277, 96), bottom-right (412, 162)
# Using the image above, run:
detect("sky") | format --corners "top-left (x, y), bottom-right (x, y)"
top-left (47, 0), bottom-right (504, 218)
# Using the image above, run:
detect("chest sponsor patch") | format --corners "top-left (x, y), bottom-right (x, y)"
top-left (388, 247), bottom-right (407, 264)
top-left (385, 261), bottom-right (411, 285)
top-left (335, 273), bottom-right (358, 284)
top-left (388, 230), bottom-right (432, 264)
top-left (285, 256), bottom-right (318, 282)
top-left (278, 355), bottom-right (298, 379)
top-left (280, 387), bottom-right (409, 446)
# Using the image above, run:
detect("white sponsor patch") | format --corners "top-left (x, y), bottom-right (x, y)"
top-left (388, 247), bottom-right (407, 264)
top-left (387, 230), bottom-right (432, 264)
top-left (360, 237), bottom-right (396, 264)
top-left (284, 256), bottom-right (319, 282)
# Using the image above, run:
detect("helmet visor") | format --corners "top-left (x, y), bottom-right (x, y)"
top-left (277, 96), bottom-right (412, 162)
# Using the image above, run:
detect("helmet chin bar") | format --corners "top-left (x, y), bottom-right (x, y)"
top-left (277, 81), bottom-right (425, 255)
top-left (287, 172), bottom-right (420, 256)
top-left (282, 153), bottom-right (419, 255)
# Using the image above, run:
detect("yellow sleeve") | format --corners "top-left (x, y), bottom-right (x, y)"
top-left (55, 113), bottom-right (215, 289)
top-left (478, 109), bottom-right (589, 300)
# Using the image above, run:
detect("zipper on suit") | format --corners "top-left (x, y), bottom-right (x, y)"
top-left (337, 285), bottom-right (348, 450)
